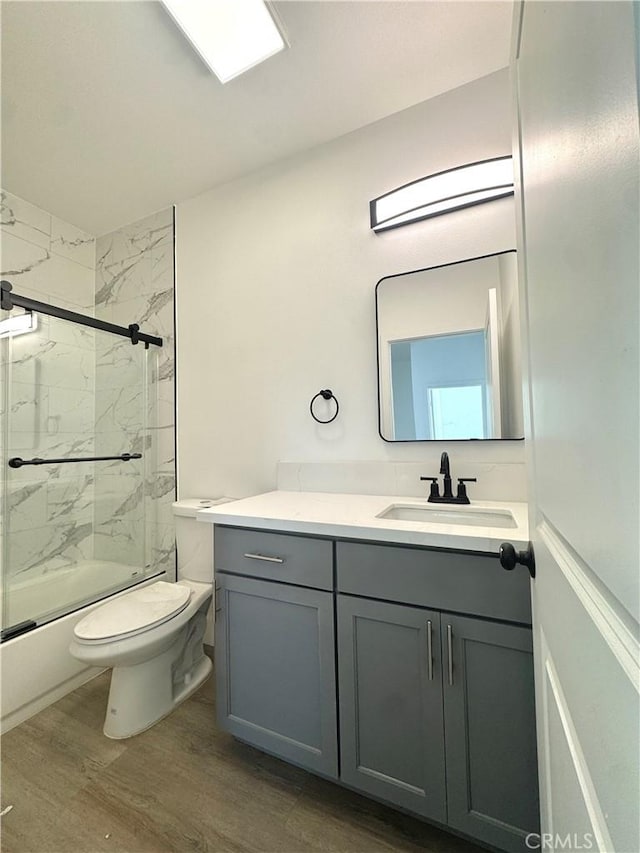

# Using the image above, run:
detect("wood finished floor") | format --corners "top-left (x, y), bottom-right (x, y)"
top-left (1, 655), bottom-right (486, 853)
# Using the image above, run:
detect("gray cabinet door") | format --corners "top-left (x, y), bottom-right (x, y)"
top-left (442, 614), bottom-right (540, 852)
top-left (215, 573), bottom-right (338, 778)
top-left (337, 595), bottom-right (446, 822)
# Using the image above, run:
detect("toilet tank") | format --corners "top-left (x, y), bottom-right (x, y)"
top-left (172, 498), bottom-right (232, 583)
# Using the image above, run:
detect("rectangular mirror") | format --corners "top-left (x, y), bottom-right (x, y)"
top-left (376, 250), bottom-right (524, 441)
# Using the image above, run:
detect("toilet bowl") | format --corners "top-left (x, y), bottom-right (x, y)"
top-left (69, 498), bottom-right (228, 739)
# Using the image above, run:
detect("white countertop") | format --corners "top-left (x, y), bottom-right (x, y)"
top-left (197, 490), bottom-right (529, 552)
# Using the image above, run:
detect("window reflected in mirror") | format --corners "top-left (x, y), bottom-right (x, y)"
top-left (390, 331), bottom-right (489, 439)
top-left (377, 251), bottom-right (524, 442)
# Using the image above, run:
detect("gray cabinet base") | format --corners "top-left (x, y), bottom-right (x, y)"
top-left (214, 527), bottom-right (539, 853)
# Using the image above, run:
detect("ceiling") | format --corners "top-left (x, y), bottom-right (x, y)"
top-left (1, 0), bottom-right (513, 235)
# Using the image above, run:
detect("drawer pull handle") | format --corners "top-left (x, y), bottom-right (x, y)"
top-left (447, 624), bottom-right (454, 686)
top-left (426, 620), bottom-right (433, 681)
top-left (243, 553), bottom-right (285, 564)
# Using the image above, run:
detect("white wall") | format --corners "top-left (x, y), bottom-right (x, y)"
top-left (177, 69), bottom-right (524, 501)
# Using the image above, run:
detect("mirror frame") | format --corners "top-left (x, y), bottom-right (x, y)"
top-left (375, 249), bottom-right (525, 443)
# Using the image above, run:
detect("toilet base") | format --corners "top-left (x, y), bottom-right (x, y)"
top-left (69, 581), bottom-right (214, 739)
top-left (104, 652), bottom-right (212, 739)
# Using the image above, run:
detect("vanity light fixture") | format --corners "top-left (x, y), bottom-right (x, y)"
top-left (0, 311), bottom-right (37, 339)
top-left (370, 156), bottom-right (514, 233)
top-left (160, 0), bottom-right (286, 83)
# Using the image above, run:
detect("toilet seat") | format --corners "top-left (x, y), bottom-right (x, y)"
top-left (73, 581), bottom-right (192, 644)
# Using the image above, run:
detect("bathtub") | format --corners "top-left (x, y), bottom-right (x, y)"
top-left (0, 563), bottom-right (167, 733)
top-left (3, 559), bottom-right (156, 629)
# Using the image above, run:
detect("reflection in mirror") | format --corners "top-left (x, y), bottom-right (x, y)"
top-left (376, 250), bottom-right (524, 441)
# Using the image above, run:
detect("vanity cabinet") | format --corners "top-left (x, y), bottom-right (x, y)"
top-left (214, 525), bottom-right (539, 853)
top-left (336, 540), bottom-right (539, 853)
top-left (214, 528), bottom-right (337, 778)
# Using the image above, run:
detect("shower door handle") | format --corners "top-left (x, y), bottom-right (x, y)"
top-left (8, 452), bottom-right (142, 468)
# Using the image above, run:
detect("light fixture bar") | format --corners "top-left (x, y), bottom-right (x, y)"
top-left (370, 156), bottom-right (514, 233)
top-left (0, 311), bottom-right (37, 339)
top-left (160, 0), bottom-right (286, 84)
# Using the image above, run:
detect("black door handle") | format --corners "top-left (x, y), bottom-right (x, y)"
top-left (499, 541), bottom-right (536, 579)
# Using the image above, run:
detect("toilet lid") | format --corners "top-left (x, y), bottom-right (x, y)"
top-left (74, 581), bottom-right (192, 641)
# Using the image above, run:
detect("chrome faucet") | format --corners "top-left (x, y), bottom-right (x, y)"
top-left (420, 452), bottom-right (477, 504)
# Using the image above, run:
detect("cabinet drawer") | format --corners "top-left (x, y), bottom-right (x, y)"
top-left (337, 541), bottom-right (531, 625)
top-left (214, 526), bottom-right (333, 590)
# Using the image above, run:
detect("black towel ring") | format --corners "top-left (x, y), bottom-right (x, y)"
top-left (310, 389), bottom-right (339, 424)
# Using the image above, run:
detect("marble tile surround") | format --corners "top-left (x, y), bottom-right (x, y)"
top-left (1, 191), bottom-right (176, 607)
top-left (1, 190), bottom-right (97, 585)
top-left (94, 207), bottom-right (176, 577)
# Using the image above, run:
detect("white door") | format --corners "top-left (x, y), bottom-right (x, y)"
top-left (513, 2), bottom-right (639, 852)
top-left (485, 286), bottom-right (503, 438)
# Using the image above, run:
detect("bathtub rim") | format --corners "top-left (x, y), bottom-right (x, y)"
top-left (2, 564), bottom-right (166, 642)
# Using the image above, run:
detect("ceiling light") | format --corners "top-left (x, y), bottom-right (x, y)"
top-left (0, 311), bottom-right (37, 339)
top-left (370, 156), bottom-right (514, 233)
top-left (160, 0), bottom-right (286, 83)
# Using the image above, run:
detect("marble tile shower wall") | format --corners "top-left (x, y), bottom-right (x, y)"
top-left (1, 192), bottom-right (176, 596)
top-left (1, 190), bottom-right (97, 584)
top-left (94, 208), bottom-right (176, 576)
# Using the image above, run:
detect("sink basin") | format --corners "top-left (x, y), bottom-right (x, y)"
top-left (377, 504), bottom-right (517, 528)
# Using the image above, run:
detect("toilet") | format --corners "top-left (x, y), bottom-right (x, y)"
top-left (69, 498), bottom-right (225, 739)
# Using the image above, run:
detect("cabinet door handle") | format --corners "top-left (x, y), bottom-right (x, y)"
top-left (426, 620), bottom-right (434, 681)
top-left (214, 582), bottom-right (222, 613)
top-left (447, 624), bottom-right (454, 686)
top-left (243, 553), bottom-right (285, 564)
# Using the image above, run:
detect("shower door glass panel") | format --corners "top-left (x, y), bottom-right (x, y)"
top-left (1, 310), bottom-right (158, 632)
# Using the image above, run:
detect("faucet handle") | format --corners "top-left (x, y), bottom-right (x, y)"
top-left (420, 476), bottom-right (441, 501)
top-left (456, 477), bottom-right (477, 503)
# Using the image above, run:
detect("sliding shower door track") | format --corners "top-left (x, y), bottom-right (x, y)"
top-left (1, 280), bottom-right (163, 348)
